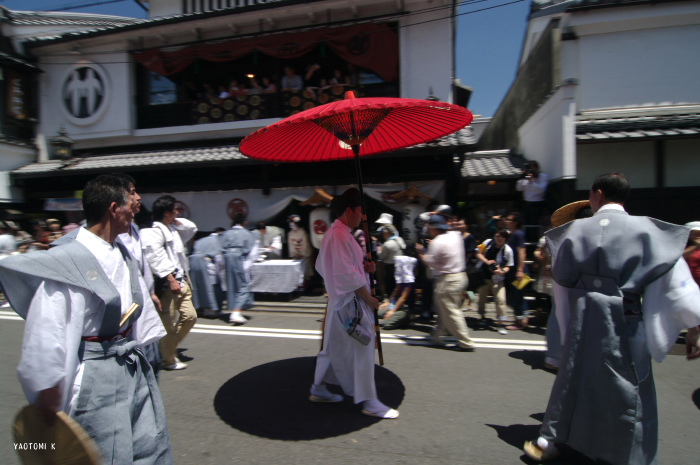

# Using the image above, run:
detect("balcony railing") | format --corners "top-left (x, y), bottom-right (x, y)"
top-left (136, 83), bottom-right (399, 130)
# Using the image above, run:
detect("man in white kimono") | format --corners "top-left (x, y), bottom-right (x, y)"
top-left (0, 174), bottom-right (172, 464)
top-left (141, 195), bottom-right (198, 371)
top-left (310, 188), bottom-right (399, 419)
top-left (525, 173), bottom-right (700, 464)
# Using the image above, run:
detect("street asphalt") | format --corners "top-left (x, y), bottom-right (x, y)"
top-left (1, 308), bottom-right (698, 464)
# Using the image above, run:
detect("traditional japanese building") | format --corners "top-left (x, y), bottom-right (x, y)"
top-left (5, 0), bottom-right (496, 234)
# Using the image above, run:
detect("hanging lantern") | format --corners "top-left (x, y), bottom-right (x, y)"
top-left (309, 207), bottom-right (331, 249)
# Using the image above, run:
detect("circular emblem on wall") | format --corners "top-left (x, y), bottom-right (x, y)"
top-left (211, 108), bottom-right (223, 119)
top-left (61, 62), bottom-right (111, 126)
top-left (198, 116), bottom-right (210, 124)
top-left (224, 113), bottom-right (235, 122)
top-left (303, 89), bottom-right (315, 99)
top-left (236, 95), bottom-right (247, 102)
top-left (175, 201), bottom-right (191, 219)
top-left (250, 95), bottom-right (261, 106)
top-left (223, 99), bottom-right (234, 110)
top-left (250, 109), bottom-right (260, 120)
top-left (313, 219), bottom-right (328, 235)
top-left (227, 198), bottom-right (249, 220)
top-left (198, 102), bottom-right (210, 113)
top-left (303, 101), bottom-right (315, 111)
top-left (319, 93), bottom-right (329, 104)
top-left (289, 96), bottom-right (301, 107)
top-left (236, 105), bottom-right (249, 116)
top-left (331, 85), bottom-right (344, 96)
top-left (347, 34), bottom-right (370, 55)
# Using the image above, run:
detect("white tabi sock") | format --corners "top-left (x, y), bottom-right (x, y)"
top-left (537, 437), bottom-right (550, 451)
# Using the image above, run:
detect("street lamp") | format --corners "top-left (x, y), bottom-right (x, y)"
top-left (49, 127), bottom-right (75, 160)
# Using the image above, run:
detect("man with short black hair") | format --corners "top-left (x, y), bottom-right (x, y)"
top-left (311, 188), bottom-right (399, 419)
top-left (524, 172), bottom-right (700, 464)
top-left (0, 173), bottom-right (172, 464)
top-left (142, 195), bottom-right (198, 370)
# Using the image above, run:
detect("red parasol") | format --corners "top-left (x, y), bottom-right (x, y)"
top-left (240, 91), bottom-right (473, 364)
top-left (241, 92), bottom-right (473, 162)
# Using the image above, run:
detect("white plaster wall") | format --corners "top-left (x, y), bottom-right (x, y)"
top-left (400, 8), bottom-right (452, 102)
top-left (518, 84), bottom-right (577, 180)
top-left (38, 53), bottom-right (133, 147)
top-left (664, 139), bottom-right (700, 187)
top-left (0, 144), bottom-right (37, 202)
top-left (575, 141), bottom-right (655, 190)
top-left (577, 24), bottom-right (700, 111)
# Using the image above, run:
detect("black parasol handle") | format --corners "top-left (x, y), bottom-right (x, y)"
top-left (352, 143), bottom-right (384, 366)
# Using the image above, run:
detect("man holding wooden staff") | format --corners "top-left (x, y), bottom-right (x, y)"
top-left (0, 174), bottom-right (172, 464)
top-left (310, 188), bottom-right (399, 419)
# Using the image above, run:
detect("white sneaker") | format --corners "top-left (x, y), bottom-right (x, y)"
top-left (163, 360), bottom-right (188, 370)
top-left (228, 313), bottom-right (247, 325)
top-left (498, 328), bottom-right (508, 335)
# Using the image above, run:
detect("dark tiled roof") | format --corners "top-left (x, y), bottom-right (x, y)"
top-left (12, 125), bottom-right (480, 178)
top-left (460, 150), bottom-right (526, 179)
top-left (21, 0), bottom-right (332, 48)
top-left (7, 10), bottom-right (141, 27)
top-left (530, 0), bottom-right (688, 16)
top-left (12, 145), bottom-right (247, 177)
top-left (576, 114), bottom-right (700, 141)
top-left (407, 127), bottom-right (479, 150)
top-left (0, 51), bottom-right (38, 70)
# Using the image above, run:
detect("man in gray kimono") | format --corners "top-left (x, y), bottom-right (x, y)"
top-left (0, 174), bottom-right (172, 464)
top-left (222, 214), bottom-right (258, 324)
top-left (525, 173), bottom-right (700, 465)
top-left (190, 228), bottom-right (226, 318)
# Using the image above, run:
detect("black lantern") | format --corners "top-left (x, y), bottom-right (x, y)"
top-left (49, 127), bottom-right (75, 160)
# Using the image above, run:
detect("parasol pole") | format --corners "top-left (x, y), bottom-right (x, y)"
top-left (350, 139), bottom-right (384, 366)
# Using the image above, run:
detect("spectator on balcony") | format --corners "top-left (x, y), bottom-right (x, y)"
top-left (227, 80), bottom-right (247, 97)
top-left (218, 85), bottom-right (229, 99)
top-left (281, 66), bottom-right (303, 92)
top-left (262, 77), bottom-right (276, 94)
top-left (247, 77), bottom-right (263, 95)
top-left (46, 219), bottom-right (64, 244)
top-left (346, 63), bottom-right (360, 86)
top-left (330, 69), bottom-right (351, 86)
top-left (202, 83), bottom-right (217, 100)
top-left (304, 63), bottom-right (322, 88)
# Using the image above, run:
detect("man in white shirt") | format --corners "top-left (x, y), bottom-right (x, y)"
top-left (0, 174), bottom-right (171, 464)
top-left (416, 215), bottom-right (475, 351)
top-left (516, 160), bottom-right (549, 236)
top-left (142, 195), bottom-right (198, 371)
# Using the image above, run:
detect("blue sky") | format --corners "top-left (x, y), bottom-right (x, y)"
top-left (4, 0), bottom-right (531, 117)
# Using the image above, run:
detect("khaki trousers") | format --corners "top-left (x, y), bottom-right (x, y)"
top-left (477, 278), bottom-right (508, 321)
top-left (158, 279), bottom-right (197, 366)
top-left (433, 272), bottom-right (474, 349)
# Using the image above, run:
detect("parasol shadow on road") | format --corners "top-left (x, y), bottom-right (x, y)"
top-left (213, 356), bottom-right (405, 440)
